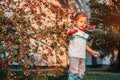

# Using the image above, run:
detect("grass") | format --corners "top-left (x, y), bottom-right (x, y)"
top-left (48, 73), bottom-right (120, 80)
top-left (0, 69), bottom-right (120, 80)
top-left (83, 73), bottom-right (120, 80)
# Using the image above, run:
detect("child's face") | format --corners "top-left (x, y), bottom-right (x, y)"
top-left (74, 16), bottom-right (87, 30)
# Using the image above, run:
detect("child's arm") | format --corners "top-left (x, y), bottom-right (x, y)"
top-left (86, 45), bottom-right (100, 57)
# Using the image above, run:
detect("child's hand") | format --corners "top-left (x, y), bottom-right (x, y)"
top-left (92, 51), bottom-right (100, 57)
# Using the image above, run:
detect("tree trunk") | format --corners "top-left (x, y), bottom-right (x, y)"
top-left (113, 41), bottom-right (120, 72)
top-left (117, 42), bottom-right (120, 67)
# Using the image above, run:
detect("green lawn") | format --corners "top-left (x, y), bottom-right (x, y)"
top-left (48, 73), bottom-right (120, 80)
top-left (1, 69), bottom-right (120, 80)
top-left (1, 73), bottom-right (120, 80)
top-left (83, 73), bottom-right (120, 80)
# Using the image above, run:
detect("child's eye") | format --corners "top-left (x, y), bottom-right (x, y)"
top-left (80, 21), bottom-right (84, 23)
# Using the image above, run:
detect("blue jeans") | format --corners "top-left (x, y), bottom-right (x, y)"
top-left (68, 72), bottom-right (82, 80)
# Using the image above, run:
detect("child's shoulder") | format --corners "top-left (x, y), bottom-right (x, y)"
top-left (67, 27), bottom-right (78, 36)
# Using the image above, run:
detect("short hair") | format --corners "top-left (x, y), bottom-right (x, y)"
top-left (74, 12), bottom-right (88, 20)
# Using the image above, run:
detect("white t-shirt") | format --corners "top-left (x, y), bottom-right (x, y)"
top-left (68, 27), bottom-right (89, 59)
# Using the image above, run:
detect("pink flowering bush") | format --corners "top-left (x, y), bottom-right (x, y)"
top-left (0, 0), bottom-right (74, 79)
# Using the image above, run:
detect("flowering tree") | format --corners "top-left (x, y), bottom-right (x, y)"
top-left (0, 0), bottom-right (74, 79)
top-left (88, 0), bottom-right (120, 71)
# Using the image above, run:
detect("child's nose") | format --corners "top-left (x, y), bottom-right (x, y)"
top-left (82, 23), bottom-right (85, 26)
top-left (82, 22), bottom-right (85, 25)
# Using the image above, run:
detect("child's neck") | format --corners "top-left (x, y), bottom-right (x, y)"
top-left (75, 26), bottom-right (85, 32)
top-left (76, 25), bottom-right (96, 31)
